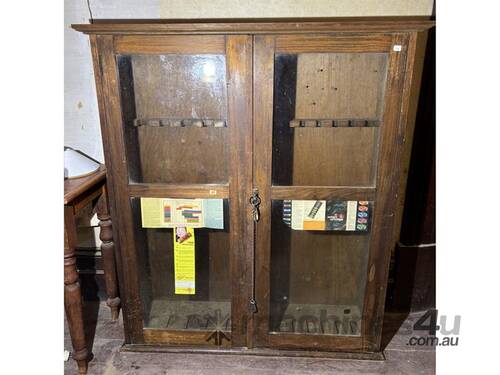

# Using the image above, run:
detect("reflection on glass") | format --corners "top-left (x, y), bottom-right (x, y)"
top-left (272, 53), bottom-right (388, 186)
top-left (270, 200), bottom-right (372, 336)
top-left (117, 54), bottom-right (229, 184)
top-left (131, 198), bottom-right (231, 332)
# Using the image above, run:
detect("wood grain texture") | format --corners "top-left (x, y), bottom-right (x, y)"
top-left (144, 329), bottom-right (231, 347)
top-left (271, 186), bottom-right (375, 200)
top-left (64, 166), bottom-right (106, 205)
top-left (72, 17), bottom-right (434, 35)
top-left (253, 35), bottom-right (275, 347)
top-left (276, 35), bottom-right (392, 53)
top-left (80, 20), bottom-right (432, 356)
top-left (226, 35), bottom-right (253, 347)
top-left (64, 205), bottom-right (89, 374)
top-left (114, 35), bottom-right (225, 54)
top-left (295, 53), bottom-right (388, 120)
top-left (361, 33), bottom-right (411, 352)
top-left (392, 31), bottom-right (429, 246)
top-left (97, 35), bottom-right (145, 343)
top-left (291, 128), bottom-right (379, 186)
top-left (129, 183), bottom-right (229, 199)
top-left (97, 187), bottom-right (121, 320)
top-left (136, 127), bottom-right (228, 184)
top-left (90, 34), bottom-right (130, 342)
top-left (129, 54), bottom-right (228, 184)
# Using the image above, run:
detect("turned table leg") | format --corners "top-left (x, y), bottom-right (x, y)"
top-left (97, 187), bottom-right (121, 320)
top-left (64, 206), bottom-right (89, 374)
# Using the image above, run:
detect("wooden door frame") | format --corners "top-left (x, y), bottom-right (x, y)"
top-left (252, 32), bottom-right (418, 353)
top-left (90, 34), bottom-right (254, 347)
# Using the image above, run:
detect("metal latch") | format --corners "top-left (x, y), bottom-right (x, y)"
top-left (249, 189), bottom-right (261, 222)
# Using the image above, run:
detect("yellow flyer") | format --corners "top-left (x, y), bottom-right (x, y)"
top-left (173, 227), bottom-right (195, 295)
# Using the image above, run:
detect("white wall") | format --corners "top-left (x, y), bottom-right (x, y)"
top-left (64, 0), bottom-right (159, 163)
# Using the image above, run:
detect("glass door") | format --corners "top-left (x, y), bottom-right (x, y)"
top-left (253, 34), bottom-right (410, 352)
top-left (95, 34), bottom-right (253, 347)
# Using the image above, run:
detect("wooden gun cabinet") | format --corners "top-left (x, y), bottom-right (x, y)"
top-left (73, 18), bottom-right (433, 360)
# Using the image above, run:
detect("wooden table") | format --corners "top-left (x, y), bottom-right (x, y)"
top-left (64, 165), bottom-right (120, 374)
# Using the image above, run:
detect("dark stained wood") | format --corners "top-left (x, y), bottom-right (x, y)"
top-left (144, 329), bottom-right (231, 347)
top-left (76, 18), bottom-right (433, 357)
top-left (253, 35), bottom-right (275, 347)
top-left (291, 128), bottom-right (379, 186)
top-left (97, 186), bottom-right (121, 320)
top-left (294, 53), bottom-right (388, 120)
top-left (129, 183), bottom-right (229, 199)
top-left (122, 343), bottom-right (384, 360)
top-left (64, 205), bottom-right (89, 374)
top-left (271, 186), bottom-right (375, 200)
top-left (72, 17), bottom-right (434, 35)
top-left (275, 34), bottom-right (392, 53)
top-left (114, 35), bottom-right (225, 54)
top-left (361, 33), bottom-right (413, 352)
top-left (96, 34), bottom-right (145, 343)
top-left (64, 165), bottom-right (106, 205)
top-left (226, 35), bottom-right (254, 348)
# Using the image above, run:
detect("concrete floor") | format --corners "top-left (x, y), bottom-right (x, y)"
top-left (64, 302), bottom-right (435, 374)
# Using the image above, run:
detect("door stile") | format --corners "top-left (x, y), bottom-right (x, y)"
top-left (95, 34), bottom-right (145, 343)
top-left (226, 35), bottom-right (254, 348)
top-left (89, 34), bottom-right (129, 343)
top-left (361, 33), bottom-right (412, 351)
top-left (252, 35), bottom-right (276, 347)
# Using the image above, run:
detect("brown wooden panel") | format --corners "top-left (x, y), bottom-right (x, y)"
top-left (226, 35), bottom-right (254, 348)
top-left (276, 35), bottom-right (392, 53)
top-left (271, 186), bottom-right (375, 200)
top-left (295, 53), bottom-right (388, 120)
top-left (268, 332), bottom-right (363, 352)
top-left (292, 128), bottom-right (379, 186)
top-left (127, 53), bottom-right (229, 184)
top-left (287, 232), bottom-right (369, 307)
top-left (72, 17), bottom-right (434, 35)
top-left (114, 35), bottom-right (226, 54)
top-left (129, 183), bottom-right (229, 199)
top-left (253, 35), bottom-right (276, 347)
top-left (361, 33), bottom-right (412, 352)
top-left (136, 127), bottom-right (228, 184)
top-left (144, 329), bottom-right (231, 347)
top-left (132, 54), bottom-right (227, 120)
top-left (96, 35), bottom-right (145, 343)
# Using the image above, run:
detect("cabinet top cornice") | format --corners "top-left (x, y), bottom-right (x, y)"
top-left (72, 17), bottom-right (435, 35)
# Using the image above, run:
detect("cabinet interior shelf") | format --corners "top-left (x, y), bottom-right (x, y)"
top-left (133, 118), bottom-right (227, 128)
top-left (289, 119), bottom-right (380, 128)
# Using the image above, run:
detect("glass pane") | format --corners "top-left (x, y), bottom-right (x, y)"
top-left (270, 200), bottom-right (373, 336)
top-left (117, 54), bottom-right (228, 184)
top-left (131, 198), bottom-right (231, 331)
top-left (272, 53), bottom-right (388, 186)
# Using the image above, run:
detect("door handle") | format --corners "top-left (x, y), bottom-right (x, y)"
top-left (249, 189), bottom-right (261, 223)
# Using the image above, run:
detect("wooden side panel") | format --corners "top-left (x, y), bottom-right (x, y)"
top-left (295, 53), bottom-right (388, 120)
top-left (292, 127), bottom-right (379, 186)
top-left (362, 33), bottom-right (412, 351)
top-left (226, 35), bottom-right (254, 347)
top-left (96, 35), bottom-right (145, 343)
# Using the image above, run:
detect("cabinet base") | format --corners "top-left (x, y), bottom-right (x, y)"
top-left (121, 344), bottom-right (385, 361)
